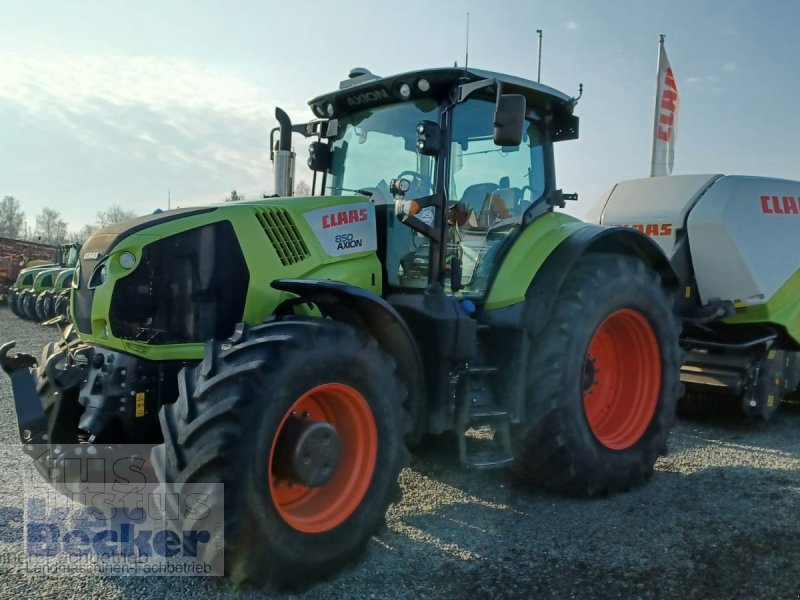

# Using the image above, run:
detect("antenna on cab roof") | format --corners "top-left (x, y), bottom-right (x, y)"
top-left (464, 12), bottom-right (470, 70)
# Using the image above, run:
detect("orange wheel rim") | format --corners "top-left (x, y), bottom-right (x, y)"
top-left (583, 309), bottom-right (661, 450)
top-left (268, 383), bottom-right (377, 533)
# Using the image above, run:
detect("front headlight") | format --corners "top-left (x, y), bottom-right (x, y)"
top-left (119, 252), bottom-right (136, 269)
top-left (88, 261), bottom-right (109, 289)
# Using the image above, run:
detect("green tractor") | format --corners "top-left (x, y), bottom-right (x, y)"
top-left (9, 264), bottom-right (55, 318)
top-left (10, 243), bottom-right (79, 320)
top-left (35, 267), bottom-right (75, 322)
top-left (1, 67), bottom-right (682, 588)
top-left (19, 267), bottom-right (62, 321)
top-left (52, 270), bottom-right (75, 320)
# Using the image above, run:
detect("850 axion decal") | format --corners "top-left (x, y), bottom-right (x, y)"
top-left (305, 203), bottom-right (377, 257)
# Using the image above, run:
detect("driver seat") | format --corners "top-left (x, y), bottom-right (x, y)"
top-left (460, 182), bottom-right (499, 213)
top-left (477, 188), bottom-right (518, 228)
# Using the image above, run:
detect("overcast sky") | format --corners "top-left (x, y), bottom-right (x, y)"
top-left (1, 0), bottom-right (798, 231)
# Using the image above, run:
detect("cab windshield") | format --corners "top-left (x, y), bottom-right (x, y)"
top-left (391, 99), bottom-right (547, 294)
top-left (64, 245), bottom-right (79, 268)
top-left (328, 100), bottom-right (440, 288)
top-left (328, 100), bottom-right (439, 200)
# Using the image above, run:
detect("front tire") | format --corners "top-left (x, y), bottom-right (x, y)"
top-left (35, 292), bottom-right (48, 321)
top-left (8, 289), bottom-right (20, 316)
top-left (54, 290), bottom-right (70, 320)
top-left (21, 291), bottom-right (37, 320)
top-left (511, 254), bottom-right (682, 496)
top-left (154, 317), bottom-right (410, 589)
top-left (14, 290), bottom-right (28, 318)
top-left (42, 291), bottom-right (56, 320)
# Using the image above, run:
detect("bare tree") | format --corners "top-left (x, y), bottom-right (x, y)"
top-left (226, 190), bottom-right (245, 202)
top-left (97, 205), bottom-right (137, 228)
top-left (0, 196), bottom-right (26, 239)
top-left (34, 207), bottom-right (68, 245)
top-left (72, 224), bottom-right (97, 245)
top-left (295, 181), bottom-right (312, 197)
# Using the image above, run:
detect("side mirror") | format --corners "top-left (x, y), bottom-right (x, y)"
top-left (493, 94), bottom-right (526, 147)
top-left (416, 120), bottom-right (442, 156)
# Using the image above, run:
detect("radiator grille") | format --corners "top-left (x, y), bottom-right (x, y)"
top-left (254, 208), bottom-right (310, 266)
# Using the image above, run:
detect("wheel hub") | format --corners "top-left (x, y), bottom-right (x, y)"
top-left (268, 382), bottom-right (378, 533)
top-left (273, 417), bottom-right (341, 487)
top-left (582, 309), bottom-right (661, 450)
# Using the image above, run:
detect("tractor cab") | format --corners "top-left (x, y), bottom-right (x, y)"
top-left (275, 67), bottom-right (579, 298)
top-left (57, 242), bottom-right (80, 269)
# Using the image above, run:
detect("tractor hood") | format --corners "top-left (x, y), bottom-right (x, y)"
top-left (32, 267), bottom-right (64, 288)
top-left (81, 207), bottom-right (219, 262)
top-left (14, 264), bottom-right (56, 288)
top-left (71, 195), bottom-right (381, 360)
top-left (52, 267), bottom-right (75, 292)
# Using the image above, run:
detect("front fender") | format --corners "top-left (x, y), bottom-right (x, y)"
top-left (271, 278), bottom-right (426, 442)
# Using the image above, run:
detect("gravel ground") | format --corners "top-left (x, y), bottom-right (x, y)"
top-left (1, 306), bottom-right (800, 599)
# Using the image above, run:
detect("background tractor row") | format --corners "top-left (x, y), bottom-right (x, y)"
top-left (8, 243), bottom-right (78, 322)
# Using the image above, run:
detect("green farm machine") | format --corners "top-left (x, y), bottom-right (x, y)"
top-left (9, 243), bottom-right (79, 322)
top-left (2, 67), bottom-right (683, 587)
top-left (33, 267), bottom-right (75, 321)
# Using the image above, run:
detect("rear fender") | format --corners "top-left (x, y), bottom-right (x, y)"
top-left (484, 212), bottom-right (589, 311)
top-left (477, 224), bottom-right (678, 425)
top-left (485, 221), bottom-right (677, 333)
top-left (523, 225), bottom-right (678, 337)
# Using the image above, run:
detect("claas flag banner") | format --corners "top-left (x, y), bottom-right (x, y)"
top-left (650, 37), bottom-right (679, 177)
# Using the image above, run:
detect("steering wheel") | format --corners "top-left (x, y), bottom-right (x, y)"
top-left (396, 170), bottom-right (431, 198)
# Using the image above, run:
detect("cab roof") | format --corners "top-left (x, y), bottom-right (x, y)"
top-left (308, 67), bottom-right (579, 140)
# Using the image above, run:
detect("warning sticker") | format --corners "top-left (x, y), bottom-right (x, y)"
top-left (135, 392), bottom-right (146, 417)
top-left (304, 203), bottom-right (377, 257)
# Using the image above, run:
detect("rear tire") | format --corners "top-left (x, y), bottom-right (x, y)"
top-left (154, 317), bottom-right (410, 589)
top-left (511, 254), bottom-right (682, 496)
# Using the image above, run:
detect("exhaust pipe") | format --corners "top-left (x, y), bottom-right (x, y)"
top-left (273, 107), bottom-right (296, 197)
